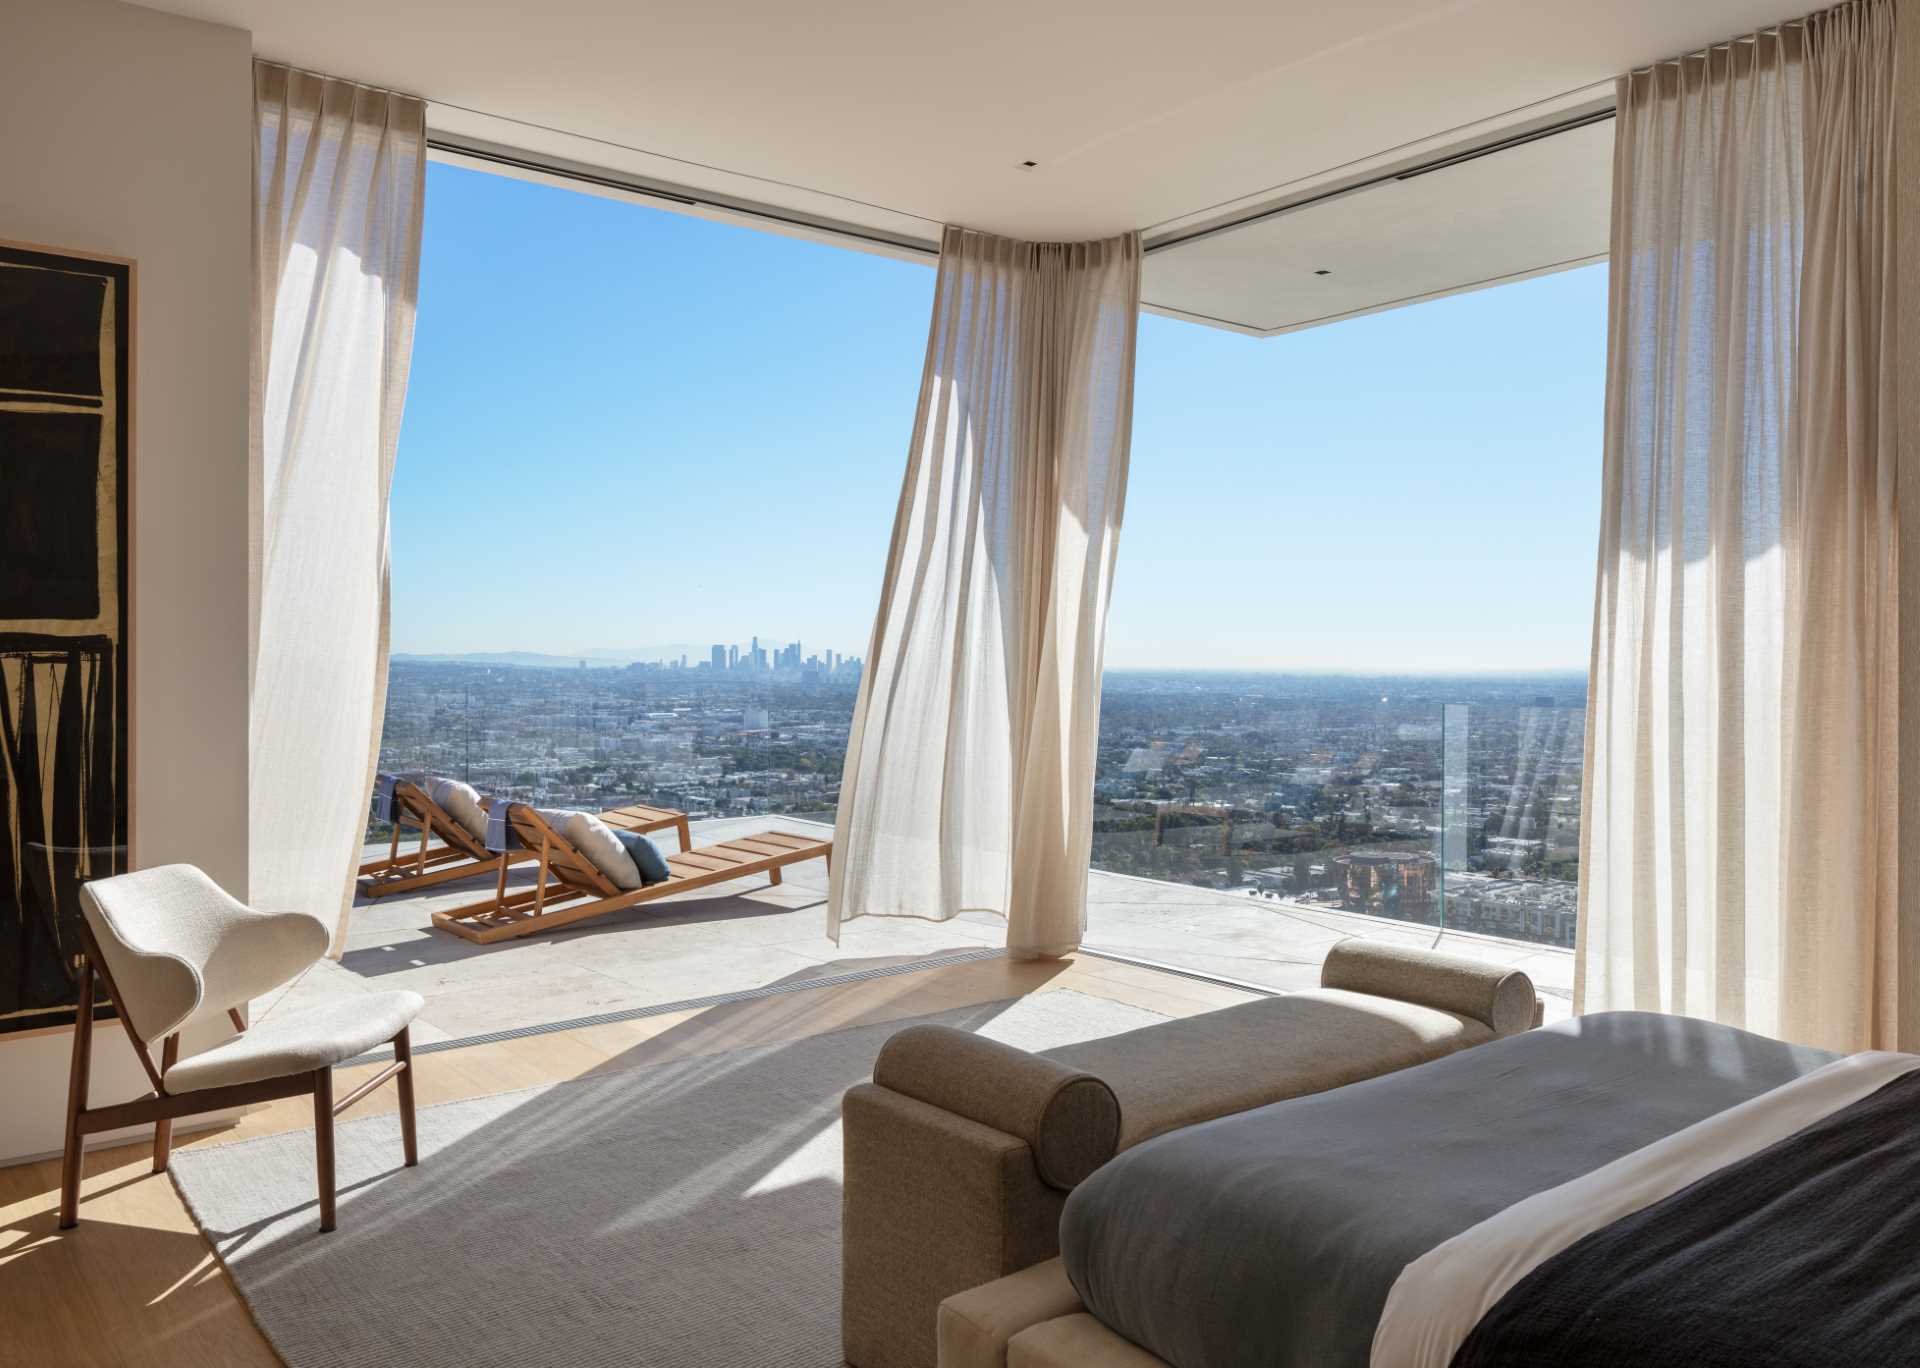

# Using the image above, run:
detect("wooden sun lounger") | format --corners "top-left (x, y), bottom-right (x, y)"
top-left (357, 780), bottom-right (692, 900)
top-left (431, 804), bottom-right (830, 944)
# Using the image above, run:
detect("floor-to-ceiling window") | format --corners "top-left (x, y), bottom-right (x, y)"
top-left (363, 159), bottom-right (1599, 1029)
top-left (1085, 268), bottom-right (1604, 1006)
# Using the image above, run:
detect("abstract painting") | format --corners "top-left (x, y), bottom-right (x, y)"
top-left (0, 242), bottom-right (131, 1036)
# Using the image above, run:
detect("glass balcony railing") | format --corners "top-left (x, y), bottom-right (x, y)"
top-left (364, 661), bottom-right (1584, 972)
top-left (363, 659), bottom-right (858, 845)
top-left (1086, 680), bottom-right (1584, 953)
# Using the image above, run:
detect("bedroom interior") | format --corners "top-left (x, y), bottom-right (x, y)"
top-left (2, 0), bottom-right (1917, 1366)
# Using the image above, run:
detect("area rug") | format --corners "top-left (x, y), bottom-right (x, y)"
top-left (169, 988), bottom-right (1164, 1368)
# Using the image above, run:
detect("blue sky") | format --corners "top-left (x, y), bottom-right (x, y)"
top-left (392, 162), bottom-right (1606, 672)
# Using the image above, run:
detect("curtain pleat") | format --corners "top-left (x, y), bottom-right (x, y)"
top-left (830, 227), bottom-right (1140, 958)
top-left (1577, 0), bottom-right (1897, 1050)
top-left (1779, 0), bottom-right (1898, 1048)
top-left (250, 61), bottom-right (424, 950)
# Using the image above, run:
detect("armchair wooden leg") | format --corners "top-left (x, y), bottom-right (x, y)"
top-left (152, 1034), bottom-right (180, 1173)
top-left (394, 1027), bottom-right (418, 1168)
top-left (314, 1070), bottom-right (337, 1233)
top-left (59, 960), bottom-right (96, 1230)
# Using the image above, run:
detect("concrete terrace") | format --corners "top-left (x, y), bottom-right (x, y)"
top-left (269, 816), bottom-right (1573, 1042)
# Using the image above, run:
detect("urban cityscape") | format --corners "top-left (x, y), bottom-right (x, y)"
top-left (372, 650), bottom-right (1584, 948)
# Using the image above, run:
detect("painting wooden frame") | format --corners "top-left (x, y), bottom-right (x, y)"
top-left (0, 239), bottom-right (133, 1038)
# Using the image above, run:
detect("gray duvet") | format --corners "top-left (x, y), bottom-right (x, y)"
top-left (1058, 1011), bottom-right (1836, 1368)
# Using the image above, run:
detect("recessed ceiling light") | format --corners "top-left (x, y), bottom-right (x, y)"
top-left (1314, 268), bottom-right (1332, 276)
top-left (1020, 160), bottom-right (1038, 169)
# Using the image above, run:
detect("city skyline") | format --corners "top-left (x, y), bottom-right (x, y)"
top-left (392, 632), bottom-right (867, 672)
top-left (391, 162), bottom-right (1605, 672)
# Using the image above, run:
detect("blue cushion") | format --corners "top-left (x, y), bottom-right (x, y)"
top-left (614, 829), bottom-right (673, 886)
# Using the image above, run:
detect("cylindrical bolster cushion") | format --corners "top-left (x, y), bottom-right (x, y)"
top-left (872, 1025), bottom-right (1121, 1190)
top-left (1320, 941), bottom-right (1536, 1037)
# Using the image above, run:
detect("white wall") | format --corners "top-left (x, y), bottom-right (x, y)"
top-left (0, 0), bottom-right (254, 1162)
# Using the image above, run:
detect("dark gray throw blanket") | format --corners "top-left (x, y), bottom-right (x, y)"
top-left (1452, 1068), bottom-right (1920, 1368)
top-left (372, 772), bottom-right (400, 823)
top-left (484, 800), bottom-right (520, 853)
top-left (1059, 1011), bottom-right (1836, 1368)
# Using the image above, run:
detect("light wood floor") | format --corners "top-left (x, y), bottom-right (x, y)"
top-left (2, 952), bottom-right (1254, 1368)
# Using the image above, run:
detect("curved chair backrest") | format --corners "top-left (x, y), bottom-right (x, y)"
top-left (80, 864), bottom-right (330, 1045)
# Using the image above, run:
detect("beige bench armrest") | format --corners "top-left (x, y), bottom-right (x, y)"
top-left (874, 1025), bottom-right (1121, 1189)
top-left (1319, 941), bottom-right (1537, 1036)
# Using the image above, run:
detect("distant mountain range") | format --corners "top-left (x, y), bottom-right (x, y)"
top-left (390, 639), bottom-right (834, 669)
top-left (392, 646), bottom-right (717, 669)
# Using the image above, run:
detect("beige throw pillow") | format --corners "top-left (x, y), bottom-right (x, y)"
top-left (430, 778), bottom-right (490, 842)
top-left (564, 811), bottom-right (645, 890)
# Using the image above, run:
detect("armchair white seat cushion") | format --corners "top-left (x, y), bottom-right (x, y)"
top-left (165, 990), bottom-right (425, 1093)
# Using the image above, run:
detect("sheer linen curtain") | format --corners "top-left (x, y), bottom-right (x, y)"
top-left (830, 227), bottom-right (1140, 958)
top-left (1781, 0), bottom-right (1897, 1049)
top-left (1578, 0), bottom-right (1897, 1051)
top-left (251, 62), bottom-right (425, 951)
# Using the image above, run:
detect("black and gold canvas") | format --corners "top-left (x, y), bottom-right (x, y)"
top-left (0, 242), bottom-right (131, 1035)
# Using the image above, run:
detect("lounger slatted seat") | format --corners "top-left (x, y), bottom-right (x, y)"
top-left (600, 804), bottom-right (694, 848)
top-left (431, 804), bottom-right (830, 944)
top-left (356, 779), bottom-right (497, 899)
top-left (357, 779), bottom-right (691, 899)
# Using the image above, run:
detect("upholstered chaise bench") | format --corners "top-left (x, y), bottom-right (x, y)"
top-left (841, 941), bottom-right (1541, 1368)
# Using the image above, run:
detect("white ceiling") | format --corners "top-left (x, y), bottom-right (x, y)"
top-left (1146, 115), bottom-right (1616, 334)
top-left (133, 0), bottom-right (1803, 328)
top-left (133, 0), bottom-right (1807, 241)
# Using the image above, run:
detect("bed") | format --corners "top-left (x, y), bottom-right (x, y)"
top-left (1031, 1011), bottom-right (1920, 1368)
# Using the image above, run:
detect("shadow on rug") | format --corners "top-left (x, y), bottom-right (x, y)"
top-left (170, 988), bottom-right (1163, 1368)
